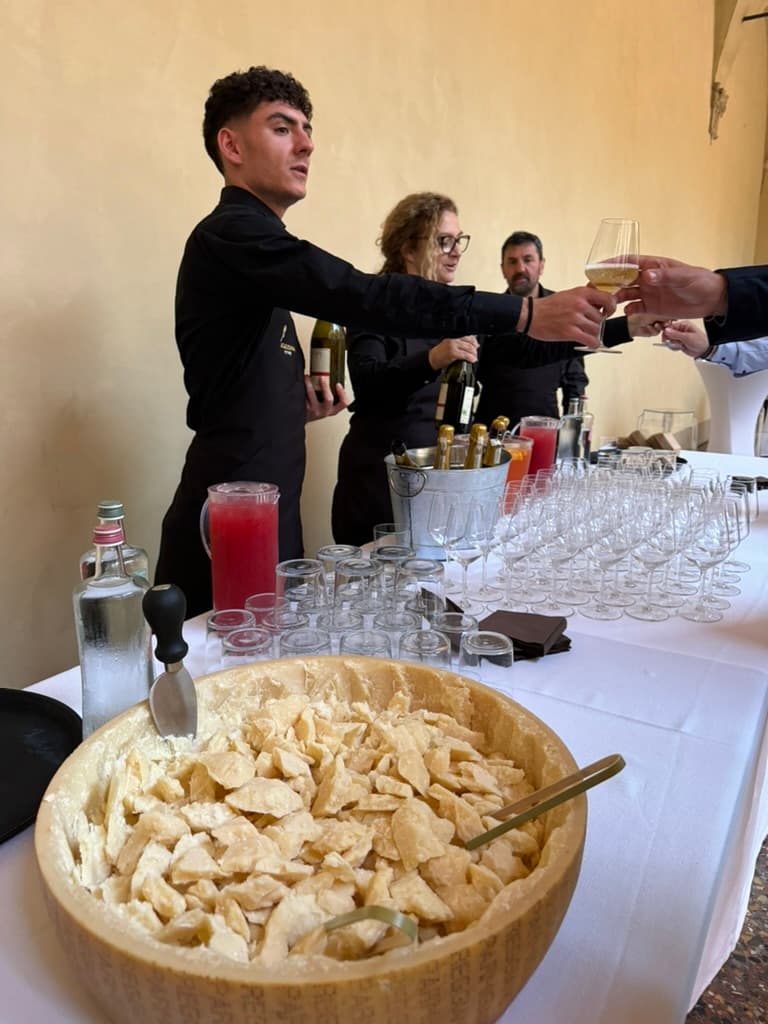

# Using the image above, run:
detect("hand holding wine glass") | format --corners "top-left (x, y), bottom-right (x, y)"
top-left (579, 218), bottom-right (639, 351)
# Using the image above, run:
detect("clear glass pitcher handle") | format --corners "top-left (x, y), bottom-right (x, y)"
top-left (509, 423), bottom-right (520, 436)
top-left (199, 499), bottom-right (211, 558)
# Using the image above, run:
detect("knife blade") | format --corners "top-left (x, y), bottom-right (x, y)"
top-left (142, 584), bottom-right (197, 738)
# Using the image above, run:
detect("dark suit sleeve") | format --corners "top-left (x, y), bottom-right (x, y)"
top-left (705, 266), bottom-right (768, 344)
top-left (195, 213), bottom-right (522, 338)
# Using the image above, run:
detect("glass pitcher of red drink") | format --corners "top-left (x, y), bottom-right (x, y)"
top-left (516, 416), bottom-right (559, 476)
top-left (200, 482), bottom-right (280, 611)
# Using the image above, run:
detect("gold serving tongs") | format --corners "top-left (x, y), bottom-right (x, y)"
top-left (465, 753), bottom-right (625, 851)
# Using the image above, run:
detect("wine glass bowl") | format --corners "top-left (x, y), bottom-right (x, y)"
top-left (579, 219), bottom-right (639, 351)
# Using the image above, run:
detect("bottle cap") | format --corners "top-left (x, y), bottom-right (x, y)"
top-left (92, 524), bottom-right (125, 546)
top-left (97, 499), bottom-right (125, 520)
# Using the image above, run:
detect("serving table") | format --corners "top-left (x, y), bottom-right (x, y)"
top-left (2, 450), bottom-right (766, 1024)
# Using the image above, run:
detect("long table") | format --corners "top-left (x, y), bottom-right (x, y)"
top-left (2, 450), bottom-right (766, 1023)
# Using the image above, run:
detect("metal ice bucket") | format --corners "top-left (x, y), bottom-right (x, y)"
top-left (385, 447), bottom-right (510, 558)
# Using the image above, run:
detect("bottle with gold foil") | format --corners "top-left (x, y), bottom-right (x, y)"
top-left (463, 423), bottom-right (488, 469)
top-left (391, 439), bottom-right (420, 468)
top-left (482, 416), bottom-right (510, 467)
top-left (433, 424), bottom-right (454, 470)
top-left (309, 320), bottom-right (346, 404)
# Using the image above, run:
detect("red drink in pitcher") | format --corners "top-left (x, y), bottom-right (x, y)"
top-left (518, 416), bottom-right (559, 476)
top-left (202, 483), bottom-right (280, 610)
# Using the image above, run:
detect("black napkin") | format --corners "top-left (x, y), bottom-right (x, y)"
top-left (478, 610), bottom-right (571, 662)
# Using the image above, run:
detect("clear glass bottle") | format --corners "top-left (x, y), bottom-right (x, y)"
top-left (435, 359), bottom-right (476, 433)
top-left (557, 397), bottom-right (584, 461)
top-left (73, 524), bottom-right (154, 738)
top-left (579, 396), bottom-right (594, 461)
top-left (79, 499), bottom-right (149, 581)
top-left (309, 320), bottom-right (346, 403)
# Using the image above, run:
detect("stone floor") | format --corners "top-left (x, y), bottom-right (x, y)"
top-left (687, 838), bottom-right (767, 1022)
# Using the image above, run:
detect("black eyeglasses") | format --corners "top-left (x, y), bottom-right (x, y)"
top-left (436, 233), bottom-right (471, 254)
top-left (416, 233), bottom-right (471, 254)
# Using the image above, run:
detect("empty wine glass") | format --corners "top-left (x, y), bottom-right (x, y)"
top-left (443, 500), bottom-right (485, 615)
top-left (466, 498), bottom-right (503, 602)
top-left (680, 503), bottom-right (732, 623)
top-left (427, 492), bottom-right (462, 593)
top-left (626, 505), bottom-right (678, 621)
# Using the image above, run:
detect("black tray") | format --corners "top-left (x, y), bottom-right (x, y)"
top-left (0, 688), bottom-right (82, 843)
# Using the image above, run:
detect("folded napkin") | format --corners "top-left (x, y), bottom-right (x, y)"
top-left (477, 610), bottom-right (571, 662)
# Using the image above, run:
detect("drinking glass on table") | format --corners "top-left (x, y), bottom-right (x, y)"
top-left (244, 592), bottom-right (287, 625)
top-left (394, 557), bottom-right (446, 622)
top-left (431, 610), bottom-right (479, 669)
top-left (579, 218), bottom-right (639, 351)
top-left (334, 557), bottom-right (386, 624)
top-left (315, 608), bottom-right (364, 653)
top-left (398, 629), bottom-right (452, 669)
top-left (339, 630), bottom-right (393, 658)
top-left (458, 631), bottom-right (515, 691)
top-left (373, 522), bottom-right (411, 548)
top-left (279, 628), bottom-right (332, 657)
top-left (316, 544), bottom-right (362, 592)
top-left (275, 559), bottom-right (328, 612)
top-left (518, 416), bottom-right (559, 476)
top-left (205, 608), bottom-right (256, 671)
top-left (466, 497), bottom-right (502, 602)
top-left (501, 434), bottom-right (533, 484)
top-left (371, 608), bottom-right (421, 657)
top-left (261, 608), bottom-right (310, 656)
top-left (221, 626), bottom-right (273, 667)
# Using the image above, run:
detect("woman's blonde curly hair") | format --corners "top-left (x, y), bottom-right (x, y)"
top-left (378, 192), bottom-right (458, 281)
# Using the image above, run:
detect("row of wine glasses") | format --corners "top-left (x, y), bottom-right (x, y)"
top-left (426, 460), bottom-right (753, 624)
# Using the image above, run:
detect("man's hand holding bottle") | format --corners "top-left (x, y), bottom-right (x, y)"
top-left (304, 378), bottom-right (350, 421)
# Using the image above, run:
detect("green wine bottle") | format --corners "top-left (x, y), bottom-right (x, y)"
top-left (434, 359), bottom-right (476, 433)
top-left (309, 320), bottom-right (346, 404)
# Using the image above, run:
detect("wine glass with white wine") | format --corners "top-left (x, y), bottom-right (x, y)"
top-left (578, 218), bottom-right (639, 352)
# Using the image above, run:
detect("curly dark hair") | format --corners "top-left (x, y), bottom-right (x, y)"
top-left (203, 66), bottom-right (313, 173)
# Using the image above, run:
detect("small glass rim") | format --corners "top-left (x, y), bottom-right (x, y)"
top-left (399, 629), bottom-right (451, 654)
top-left (261, 608), bottom-right (310, 634)
top-left (334, 557), bottom-right (382, 578)
top-left (398, 557), bottom-right (445, 577)
top-left (338, 629), bottom-right (392, 654)
top-left (221, 626), bottom-right (273, 654)
top-left (316, 543), bottom-right (362, 564)
top-left (431, 611), bottom-right (480, 633)
top-left (275, 558), bottom-right (325, 578)
top-left (372, 609), bottom-right (422, 631)
top-left (461, 630), bottom-right (515, 657)
top-left (244, 592), bottom-right (287, 612)
top-left (315, 609), bottom-right (365, 631)
top-left (279, 627), bottom-right (332, 654)
top-left (206, 609), bottom-right (256, 633)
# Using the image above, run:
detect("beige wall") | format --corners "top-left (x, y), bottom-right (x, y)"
top-left (1, 1), bottom-right (765, 687)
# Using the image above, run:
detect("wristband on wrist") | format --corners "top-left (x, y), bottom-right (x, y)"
top-left (697, 344), bottom-right (716, 361)
top-left (519, 296), bottom-right (533, 336)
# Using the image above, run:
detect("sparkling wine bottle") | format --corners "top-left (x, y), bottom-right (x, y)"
top-left (433, 424), bottom-right (455, 470)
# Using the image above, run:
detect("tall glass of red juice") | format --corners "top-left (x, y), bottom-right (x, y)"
top-left (518, 416), bottom-right (559, 476)
top-left (201, 483), bottom-right (280, 611)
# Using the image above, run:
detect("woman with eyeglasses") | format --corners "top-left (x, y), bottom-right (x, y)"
top-left (331, 192), bottom-right (477, 546)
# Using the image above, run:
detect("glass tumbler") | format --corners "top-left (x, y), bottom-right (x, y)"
top-left (275, 558), bottom-right (328, 612)
top-left (338, 630), bottom-right (393, 657)
top-left (279, 628), bottom-right (332, 657)
top-left (316, 544), bottom-right (362, 593)
top-left (221, 626), bottom-right (273, 667)
top-left (371, 609), bottom-right (422, 657)
top-left (373, 522), bottom-right (411, 548)
top-left (261, 608), bottom-right (310, 656)
top-left (430, 610), bottom-right (480, 668)
top-left (334, 558), bottom-right (385, 622)
top-left (205, 608), bottom-right (256, 671)
top-left (315, 608), bottom-right (365, 653)
top-left (458, 631), bottom-right (515, 691)
top-left (398, 629), bottom-right (452, 669)
top-left (244, 592), bottom-right (287, 625)
top-left (394, 558), bottom-right (446, 622)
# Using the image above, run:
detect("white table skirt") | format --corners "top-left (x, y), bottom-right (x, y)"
top-left (2, 449), bottom-right (766, 1024)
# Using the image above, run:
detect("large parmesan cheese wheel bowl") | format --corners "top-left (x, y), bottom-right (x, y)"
top-left (35, 656), bottom-right (586, 1024)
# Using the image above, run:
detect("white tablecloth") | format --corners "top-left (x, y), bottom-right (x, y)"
top-left (2, 450), bottom-right (766, 1024)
